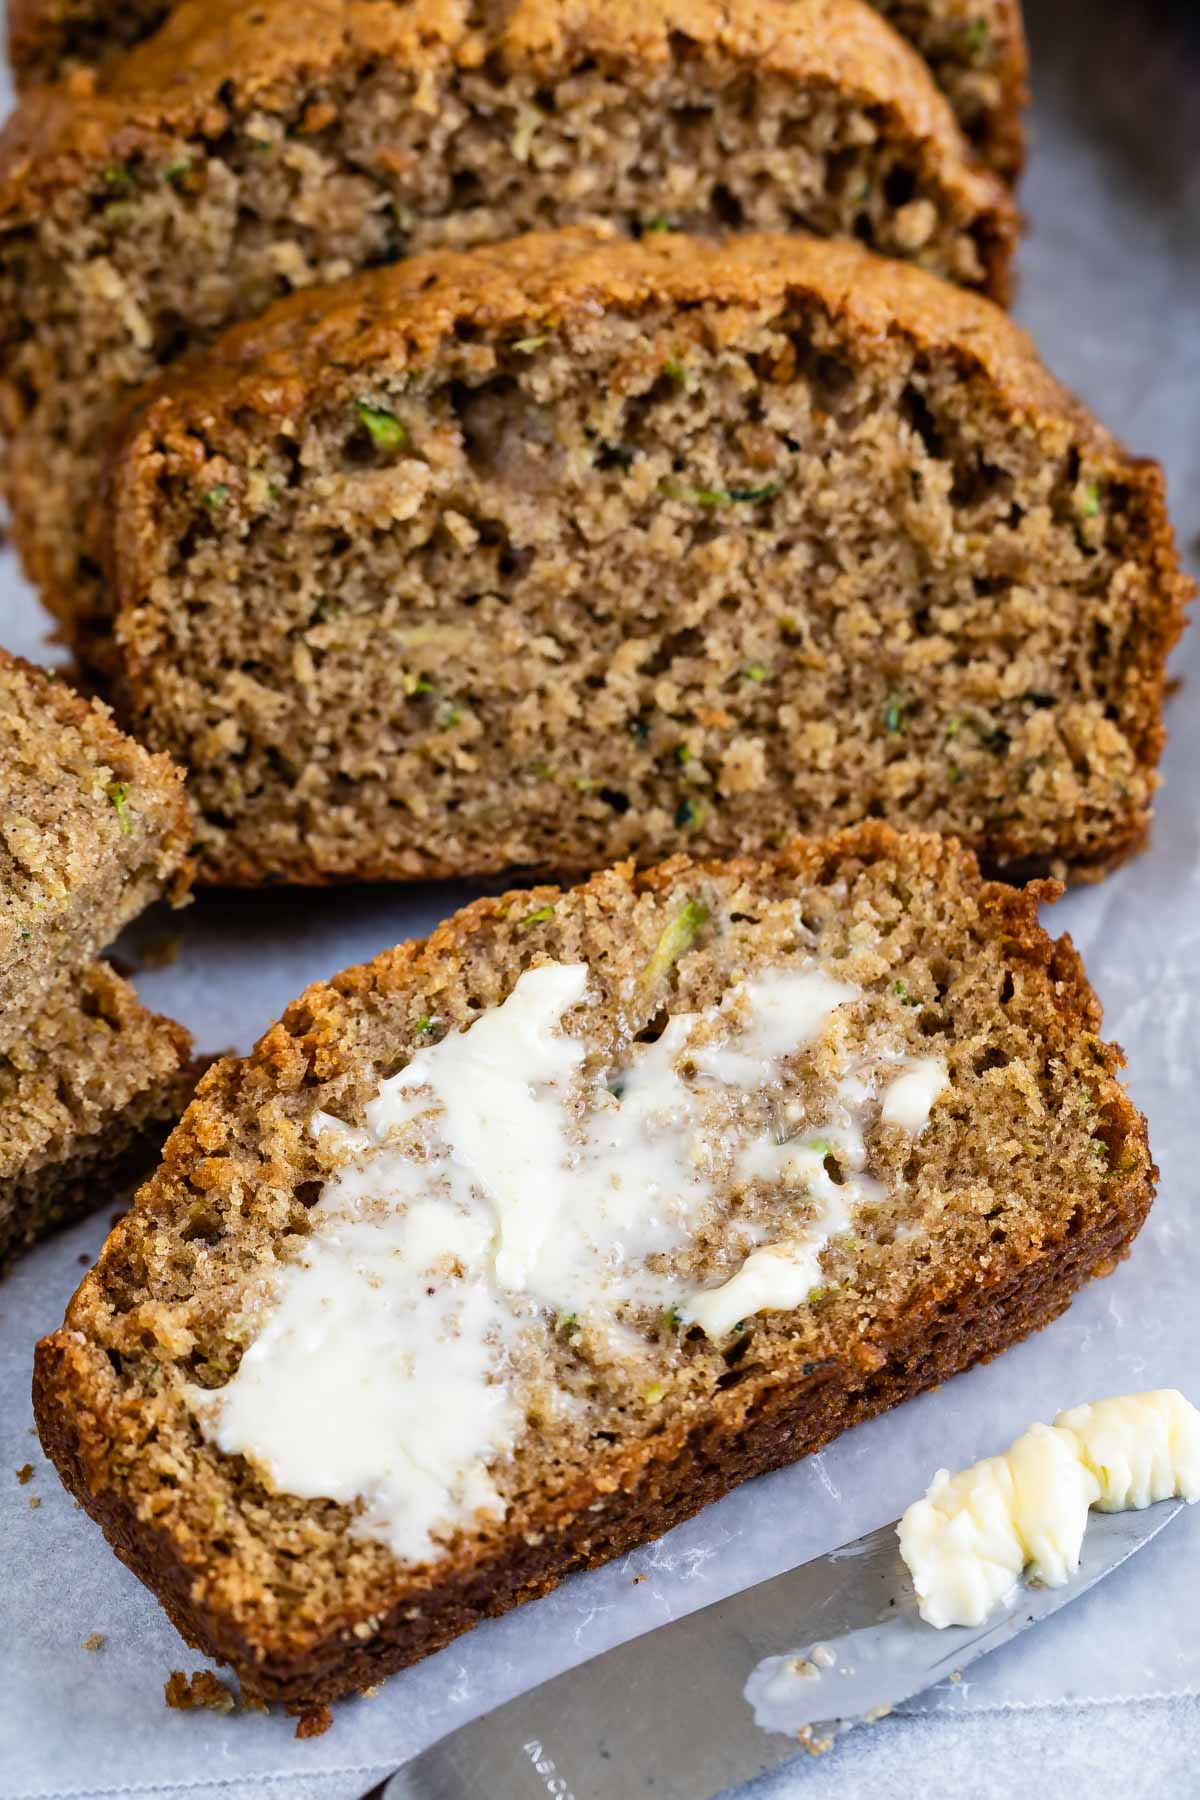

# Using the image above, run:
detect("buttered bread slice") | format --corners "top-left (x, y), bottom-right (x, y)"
top-left (110, 230), bottom-right (1187, 888)
top-left (35, 827), bottom-right (1154, 1706)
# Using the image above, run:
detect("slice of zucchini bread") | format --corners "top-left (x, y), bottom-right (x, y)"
top-left (0, 0), bottom-right (1017, 671)
top-left (1, 958), bottom-right (194, 1274)
top-left (0, 650), bottom-right (192, 1052)
top-left (6, 0), bottom-right (1029, 183)
top-left (110, 230), bottom-right (1188, 890)
top-left (873, 1), bottom-right (1027, 179)
top-left (34, 826), bottom-right (1154, 1706)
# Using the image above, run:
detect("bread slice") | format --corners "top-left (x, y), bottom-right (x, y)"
top-left (0, 0), bottom-right (1017, 672)
top-left (109, 229), bottom-right (1188, 890)
top-left (0, 650), bottom-right (192, 1053)
top-left (874, 0), bottom-right (1027, 179)
top-left (6, 0), bottom-right (1029, 183)
top-left (1, 958), bottom-right (194, 1274)
top-left (34, 825), bottom-right (1154, 1707)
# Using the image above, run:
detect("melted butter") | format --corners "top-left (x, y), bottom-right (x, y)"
top-left (201, 1192), bottom-right (518, 1562)
top-left (898, 1390), bottom-right (1200, 1629)
top-left (192, 958), bottom-right (949, 1564)
top-left (685, 1243), bottom-right (828, 1339)
top-left (880, 1058), bottom-right (949, 1133)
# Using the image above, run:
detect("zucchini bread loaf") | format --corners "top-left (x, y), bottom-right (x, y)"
top-left (35, 826), bottom-right (1155, 1706)
top-left (111, 230), bottom-right (1188, 889)
top-left (6, 0), bottom-right (1029, 182)
top-left (1, 959), bottom-right (193, 1275)
top-left (0, 649), bottom-right (191, 1052)
top-left (0, 0), bottom-right (1016, 670)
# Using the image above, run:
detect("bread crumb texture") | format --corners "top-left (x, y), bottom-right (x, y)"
top-left (0, 959), bottom-right (194, 1274)
top-left (6, 0), bottom-right (1028, 180)
top-left (0, 651), bottom-right (192, 1050)
top-left (0, 0), bottom-right (1016, 660)
top-left (34, 827), bottom-right (1155, 1707)
top-left (110, 230), bottom-right (1188, 888)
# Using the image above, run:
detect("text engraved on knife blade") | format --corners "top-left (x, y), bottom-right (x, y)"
top-left (521, 1738), bottom-right (578, 1799)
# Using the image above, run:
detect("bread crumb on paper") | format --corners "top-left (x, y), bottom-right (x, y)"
top-left (294, 1703), bottom-right (334, 1740)
top-left (165, 1669), bottom-right (236, 1715)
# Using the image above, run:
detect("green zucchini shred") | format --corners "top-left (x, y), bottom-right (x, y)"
top-left (516, 904), bottom-right (556, 932)
top-left (639, 897), bottom-right (710, 990)
top-left (354, 400), bottom-right (408, 452)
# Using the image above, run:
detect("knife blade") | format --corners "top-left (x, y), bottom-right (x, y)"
top-left (367, 1498), bottom-right (1183, 1800)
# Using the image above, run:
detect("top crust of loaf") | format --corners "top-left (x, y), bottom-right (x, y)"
top-left (0, 0), bottom-right (1013, 266)
top-left (34, 825), bottom-right (1155, 1704)
top-left (114, 227), bottom-right (1111, 457)
top-left (0, 650), bottom-right (193, 1048)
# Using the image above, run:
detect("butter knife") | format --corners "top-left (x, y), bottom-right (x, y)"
top-left (367, 1498), bottom-right (1182, 1800)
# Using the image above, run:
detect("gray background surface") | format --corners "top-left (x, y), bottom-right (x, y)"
top-left (3, 0), bottom-right (1200, 1793)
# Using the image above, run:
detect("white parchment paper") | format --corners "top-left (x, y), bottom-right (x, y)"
top-left (2, 0), bottom-right (1199, 1792)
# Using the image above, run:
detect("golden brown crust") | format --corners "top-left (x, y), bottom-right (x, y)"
top-left (33, 825), bottom-right (1156, 1705)
top-left (108, 230), bottom-right (1191, 888)
top-left (114, 228), bottom-right (1098, 485)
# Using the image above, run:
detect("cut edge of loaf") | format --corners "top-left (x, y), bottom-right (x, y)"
top-left (0, 649), bottom-right (194, 1045)
top-left (5, 0), bottom-right (1029, 186)
top-left (0, 0), bottom-right (1018, 668)
top-left (107, 230), bottom-right (1191, 891)
top-left (1, 959), bottom-right (196, 1274)
top-left (33, 825), bottom-right (1155, 1705)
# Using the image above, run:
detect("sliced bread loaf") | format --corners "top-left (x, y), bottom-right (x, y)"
top-left (0, 650), bottom-right (191, 1052)
top-left (1, 958), bottom-right (194, 1273)
top-left (110, 230), bottom-right (1188, 890)
top-left (6, 0), bottom-right (1029, 182)
top-left (0, 0), bottom-right (1016, 670)
top-left (34, 826), bottom-right (1154, 1706)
